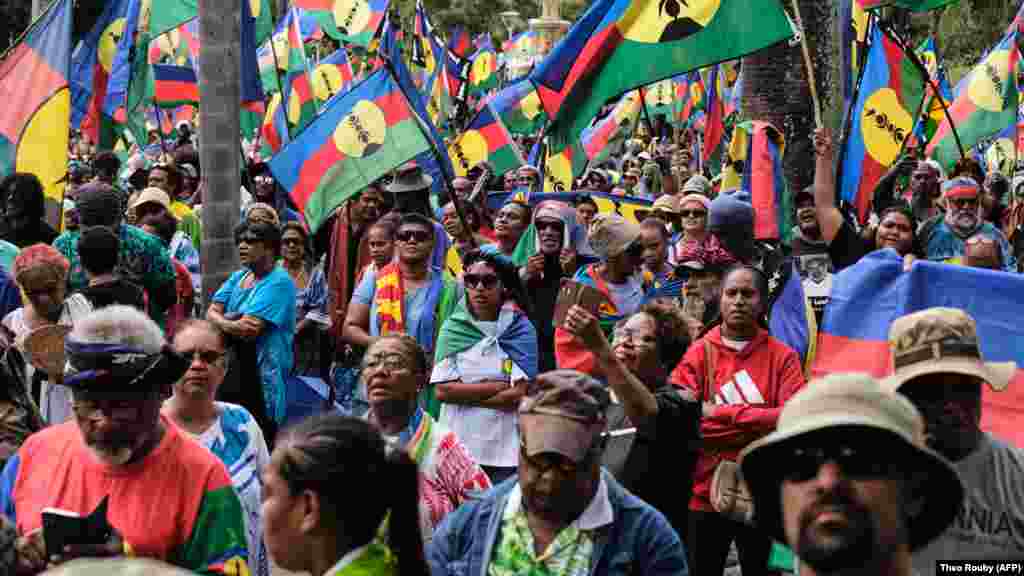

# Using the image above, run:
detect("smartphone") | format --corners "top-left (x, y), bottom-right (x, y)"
top-left (41, 496), bottom-right (112, 558)
top-left (553, 279), bottom-right (609, 327)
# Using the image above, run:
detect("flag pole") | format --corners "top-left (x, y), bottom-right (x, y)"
top-left (881, 19), bottom-right (966, 161)
top-left (790, 0), bottom-right (823, 129)
top-left (268, 28), bottom-right (292, 138)
top-left (638, 87), bottom-right (654, 135)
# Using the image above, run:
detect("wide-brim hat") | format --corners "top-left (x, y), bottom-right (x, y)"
top-left (22, 324), bottom-right (71, 379)
top-left (387, 163), bottom-right (433, 193)
top-left (881, 307), bottom-right (1016, 393)
top-left (740, 373), bottom-right (963, 551)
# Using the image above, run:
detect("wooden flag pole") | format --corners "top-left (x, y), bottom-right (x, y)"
top-left (790, 0), bottom-right (823, 129)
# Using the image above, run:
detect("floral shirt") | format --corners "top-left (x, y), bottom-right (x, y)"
top-left (488, 479), bottom-right (612, 576)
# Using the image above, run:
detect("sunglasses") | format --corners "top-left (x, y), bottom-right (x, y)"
top-left (949, 198), bottom-right (979, 209)
top-left (535, 220), bottom-right (564, 233)
top-left (395, 229), bottom-right (432, 244)
top-left (178, 348), bottom-right (225, 365)
top-left (236, 234), bottom-right (264, 245)
top-left (464, 273), bottom-right (499, 289)
top-left (282, 238), bottom-right (304, 246)
top-left (680, 210), bottom-right (707, 219)
top-left (783, 443), bottom-right (891, 483)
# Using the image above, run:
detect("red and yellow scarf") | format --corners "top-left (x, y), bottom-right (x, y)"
top-left (374, 262), bottom-right (405, 335)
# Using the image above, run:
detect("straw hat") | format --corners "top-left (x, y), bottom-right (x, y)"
top-left (740, 373), bottom-right (963, 551)
top-left (882, 307), bottom-right (1015, 393)
top-left (22, 324), bottom-right (71, 380)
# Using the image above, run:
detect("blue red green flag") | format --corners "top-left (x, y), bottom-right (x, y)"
top-left (531, 0), bottom-right (794, 152)
top-left (489, 79), bottom-right (547, 136)
top-left (294, 0), bottom-right (389, 47)
top-left (261, 91), bottom-right (290, 155)
top-left (926, 29), bottom-right (1019, 171)
top-left (839, 24), bottom-right (927, 223)
top-left (70, 0), bottom-right (131, 148)
top-left (582, 90), bottom-right (642, 164)
top-left (269, 68), bottom-right (433, 232)
top-left (467, 36), bottom-right (499, 97)
top-left (0, 0), bottom-right (71, 226)
top-left (703, 66), bottom-right (725, 163)
top-left (448, 26), bottom-right (472, 58)
top-left (153, 64), bottom-right (199, 107)
top-left (448, 103), bottom-right (524, 177)
top-left (911, 36), bottom-right (952, 148)
top-left (722, 121), bottom-right (790, 242)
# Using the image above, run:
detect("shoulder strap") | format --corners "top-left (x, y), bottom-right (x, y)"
top-left (702, 339), bottom-right (716, 404)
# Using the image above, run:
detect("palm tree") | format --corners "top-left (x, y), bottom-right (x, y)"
top-left (741, 0), bottom-right (836, 196)
top-left (198, 0), bottom-right (242, 307)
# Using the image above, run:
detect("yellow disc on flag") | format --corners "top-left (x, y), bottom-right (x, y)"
top-left (250, 0), bottom-right (262, 18)
top-left (690, 82), bottom-right (703, 102)
top-left (334, 99), bottom-right (387, 158)
top-left (861, 88), bottom-right (912, 167)
top-left (98, 18), bottom-right (126, 73)
top-left (272, 35), bottom-right (289, 69)
top-left (312, 64), bottom-right (345, 102)
top-left (448, 130), bottom-right (488, 177)
top-left (618, 0), bottom-right (721, 44)
top-left (17, 89), bottom-right (69, 207)
top-left (544, 152), bottom-right (572, 192)
top-left (471, 52), bottom-right (495, 86)
top-left (521, 90), bottom-right (542, 120)
top-left (334, 0), bottom-right (372, 36)
top-left (422, 39), bottom-right (436, 75)
top-left (967, 50), bottom-right (1011, 113)
top-left (287, 87), bottom-right (305, 124)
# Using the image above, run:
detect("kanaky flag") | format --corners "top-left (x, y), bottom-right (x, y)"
top-left (153, 64), bottom-right (199, 107)
top-left (721, 121), bottom-right (790, 242)
top-left (530, 0), bottom-right (793, 149)
top-left (268, 68), bottom-right (433, 232)
top-left (309, 48), bottom-right (355, 105)
top-left (488, 79), bottom-right (547, 136)
top-left (678, 71), bottom-right (705, 128)
top-left (703, 65), bottom-right (725, 163)
top-left (812, 250), bottom-right (1024, 447)
top-left (542, 141), bottom-right (584, 193)
top-left (296, 0), bottom-right (389, 47)
top-left (769, 263), bottom-right (817, 372)
top-left (448, 25), bottom-right (472, 58)
top-left (581, 90), bottom-right (642, 164)
top-left (468, 36), bottom-right (499, 96)
top-left (0, 0), bottom-right (71, 227)
top-left (448, 103), bottom-right (523, 178)
top-left (284, 8), bottom-right (317, 132)
top-left (103, 0), bottom-right (145, 124)
top-left (70, 0), bottom-right (131, 148)
top-left (912, 36), bottom-right (952, 147)
top-left (261, 91), bottom-right (290, 155)
top-left (927, 29), bottom-right (1019, 171)
top-left (839, 24), bottom-right (926, 224)
top-left (443, 49), bottom-right (470, 103)
top-left (726, 66), bottom-right (743, 118)
top-left (258, 9), bottom-right (321, 95)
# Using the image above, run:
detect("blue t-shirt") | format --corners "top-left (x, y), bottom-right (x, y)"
top-left (213, 266), bottom-right (296, 423)
top-left (925, 220), bottom-right (1017, 272)
top-left (353, 267), bottom-right (435, 340)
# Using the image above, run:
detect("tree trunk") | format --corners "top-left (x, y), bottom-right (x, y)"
top-left (198, 0), bottom-right (242, 307)
top-left (741, 0), bottom-right (837, 198)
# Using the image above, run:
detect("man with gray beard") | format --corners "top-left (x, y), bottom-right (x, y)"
top-left (740, 374), bottom-right (963, 576)
top-left (921, 177), bottom-right (1016, 271)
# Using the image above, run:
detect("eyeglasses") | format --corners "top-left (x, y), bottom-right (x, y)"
top-left (612, 327), bottom-right (658, 347)
top-left (395, 229), bottom-right (432, 244)
top-left (361, 353), bottom-right (410, 373)
top-left (464, 273), bottom-right (499, 290)
top-left (178, 348), bottom-right (225, 365)
top-left (282, 238), bottom-right (304, 246)
top-left (535, 220), bottom-right (564, 233)
top-left (72, 399), bottom-right (143, 422)
top-left (783, 443), bottom-right (891, 483)
top-left (680, 210), bottom-right (707, 219)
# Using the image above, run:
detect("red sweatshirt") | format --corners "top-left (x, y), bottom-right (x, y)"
top-left (670, 326), bottom-right (805, 512)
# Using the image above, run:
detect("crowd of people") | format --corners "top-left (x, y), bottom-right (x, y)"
top-left (0, 105), bottom-right (1015, 576)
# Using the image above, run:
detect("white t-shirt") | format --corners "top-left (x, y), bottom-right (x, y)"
top-left (605, 275), bottom-right (645, 318)
top-left (913, 434), bottom-right (1024, 574)
top-left (3, 294), bottom-right (93, 425)
top-left (430, 321), bottom-right (527, 468)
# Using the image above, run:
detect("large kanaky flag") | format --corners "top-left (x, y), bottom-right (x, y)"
top-left (70, 0), bottom-right (131, 147)
top-left (448, 103), bottom-right (523, 178)
top-left (813, 250), bottom-right (1024, 447)
top-left (269, 68), bottom-right (432, 233)
top-left (840, 24), bottom-right (926, 224)
top-left (0, 0), bottom-right (71, 227)
top-left (531, 0), bottom-right (794, 150)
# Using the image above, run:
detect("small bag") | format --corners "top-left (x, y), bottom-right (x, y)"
top-left (702, 341), bottom-right (756, 525)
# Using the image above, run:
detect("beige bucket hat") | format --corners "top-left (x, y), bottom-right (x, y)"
top-left (740, 373), bottom-right (963, 551)
top-left (882, 307), bottom-right (1016, 393)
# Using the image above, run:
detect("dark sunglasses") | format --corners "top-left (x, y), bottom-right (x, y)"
top-left (178, 348), bottom-right (225, 365)
top-left (949, 198), bottom-right (979, 209)
top-left (680, 210), bottom-right (707, 219)
top-left (396, 229), bottom-right (432, 244)
top-left (236, 234), bottom-right (264, 245)
top-left (783, 443), bottom-right (891, 483)
top-left (535, 220), bottom-right (564, 233)
top-left (282, 238), bottom-right (304, 246)
top-left (464, 273), bottom-right (499, 289)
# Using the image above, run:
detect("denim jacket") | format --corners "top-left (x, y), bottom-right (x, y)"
top-left (427, 471), bottom-right (688, 576)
